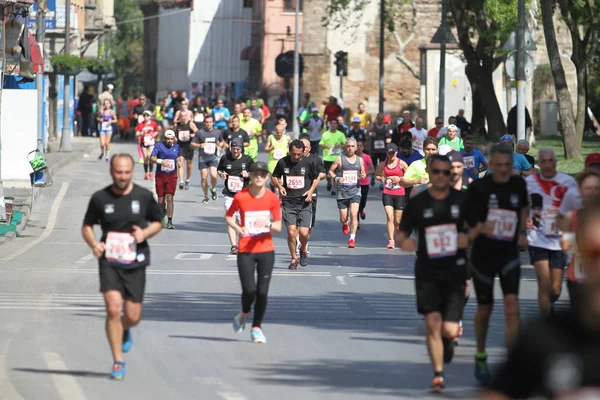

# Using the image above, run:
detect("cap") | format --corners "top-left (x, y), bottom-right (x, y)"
top-left (143, 110), bottom-right (152, 116)
top-left (230, 138), bottom-right (244, 148)
top-left (438, 144), bottom-right (453, 156)
top-left (585, 153), bottom-right (600, 167)
top-left (386, 143), bottom-right (398, 153)
top-left (249, 161), bottom-right (269, 173)
top-left (164, 129), bottom-right (175, 138)
top-left (352, 116), bottom-right (361, 123)
top-left (311, 106), bottom-right (319, 112)
top-left (107, 84), bottom-right (114, 90)
top-left (447, 124), bottom-right (458, 131)
top-left (383, 115), bottom-right (391, 124)
top-left (500, 134), bottom-right (514, 143)
top-left (447, 150), bottom-right (463, 163)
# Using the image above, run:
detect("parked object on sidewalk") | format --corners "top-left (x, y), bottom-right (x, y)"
top-left (27, 149), bottom-right (48, 172)
top-left (29, 170), bottom-right (52, 214)
top-left (0, 211), bottom-right (23, 237)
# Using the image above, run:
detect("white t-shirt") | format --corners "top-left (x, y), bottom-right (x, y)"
top-left (437, 126), bottom-right (462, 139)
top-left (526, 172), bottom-right (578, 250)
top-left (408, 127), bottom-right (428, 156)
top-left (558, 187), bottom-right (582, 216)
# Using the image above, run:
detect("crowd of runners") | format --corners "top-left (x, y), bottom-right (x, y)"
top-left (81, 94), bottom-right (600, 397)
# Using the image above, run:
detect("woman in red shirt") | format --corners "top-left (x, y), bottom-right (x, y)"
top-left (225, 161), bottom-right (282, 344)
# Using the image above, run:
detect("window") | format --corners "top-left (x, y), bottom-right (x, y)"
top-left (284, 0), bottom-right (303, 11)
top-left (243, 0), bottom-right (252, 7)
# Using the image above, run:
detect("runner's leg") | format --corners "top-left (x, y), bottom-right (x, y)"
top-left (166, 194), bottom-right (174, 219)
top-left (349, 202), bottom-right (359, 236)
top-left (533, 260), bottom-right (552, 314)
top-left (253, 251), bottom-right (275, 328)
top-left (103, 290), bottom-right (125, 362)
top-left (287, 225), bottom-right (298, 260)
top-left (384, 206), bottom-right (394, 241)
top-left (200, 168), bottom-right (209, 197)
top-left (237, 253), bottom-right (257, 316)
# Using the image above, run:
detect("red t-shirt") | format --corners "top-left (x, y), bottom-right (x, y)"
top-left (136, 121), bottom-right (159, 146)
top-left (428, 127), bottom-right (439, 138)
top-left (400, 122), bottom-right (414, 133)
top-left (324, 104), bottom-right (342, 121)
top-left (226, 187), bottom-right (282, 253)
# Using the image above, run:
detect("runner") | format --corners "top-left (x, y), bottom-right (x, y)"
top-left (81, 153), bottom-right (163, 380)
top-left (395, 154), bottom-right (470, 393)
top-left (219, 138), bottom-right (254, 255)
top-left (226, 161), bottom-right (282, 344)
top-left (174, 109), bottom-right (199, 190)
top-left (303, 106), bottom-right (324, 155)
top-left (375, 143), bottom-right (408, 249)
top-left (191, 116), bottom-right (225, 203)
top-left (465, 143), bottom-right (529, 386)
top-left (240, 108), bottom-right (263, 161)
top-left (173, 98), bottom-right (193, 125)
top-left (437, 125), bottom-right (464, 151)
top-left (408, 117), bottom-right (428, 156)
top-left (271, 140), bottom-right (320, 269)
top-left (150, 130), bottom-right (185, 229)
top-left (222, 115), bottom-right (250, 154)
top-left (135, 110), bottom-right (160, 180)
top-left (398, 136), bottom-right (424, 199)
top-left (461, 135), bottom-right (487, 181)
top-left (328, 138), bottom-right (367, 248)
top-left (403, 137), bottom-right (438, 197)
top-left (319, 119), bottom-right (347, 196)
top-left (356, 140), bottom-right (375, 222)
top-left (265, 124), bottom-right (291, 179)
top-left (498, 135), bottom-right (535, 176)
top-left (525, 148), bottom-right (577, 314)
top-left (97, 99), bottom-right (117, 162)
top-left (557, 153), bottom-right (600, 226)
top-left (347, 116), bottom-right (367, 142)
top-left (368, 113), bottom-right (392, 186)
top-left (482, 197), bottom-right (600, 399)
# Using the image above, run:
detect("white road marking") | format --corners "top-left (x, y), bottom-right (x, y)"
top-left (2, 182), bottom-right (70, 262)
top-left (174, 253), bottom-right (213, 261)
top-left (0, 268), bottom-right (331, 277)
top-left (336, 276), bottom-right (347, 285)
top-left (195, 376), bottom-right (249, 400)
top-left (42, 352), bottom-right (88, 400)
top-left (348, 272), bottom-right (538, 282)
top-left (75, 254), bottom-right (95, 264)
top-left (41, 242), bottom-right (394, 250)
top-left (226, 255), bottom-right (236, 261)
top-left (0, 355), bottom-right (25, 400)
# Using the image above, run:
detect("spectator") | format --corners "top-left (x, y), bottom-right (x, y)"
top-left (323, 96), bottom-right (342, 125)
top-left (351, 102), bottom-right (372, 129)
top-left (507, 105), bottom-right (533, 138)
top-left (516, 139), bottom-right (535, 168)
top-left (455, 108), bottom-right (471, 135)
top-left (428, 116), bottom-right (444, 138)
top-left (437, 116), bottom-right (462, 139)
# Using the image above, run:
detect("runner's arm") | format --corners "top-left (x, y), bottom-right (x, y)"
top-left (111, 111), bottom-right (117, 123)
top-left (328, 157), bottom-right (341, 180)
top-left (375, 162), bottom-right (386, 183)
top-left (190, 121), bottom-right (199, 135)
top-left (359, 157), bottom-right (366, 180)
top-left (264, 136), bottom-right (274, 152)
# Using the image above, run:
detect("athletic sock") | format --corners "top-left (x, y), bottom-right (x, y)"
top-left (350, 234), bottom-right (356, 240)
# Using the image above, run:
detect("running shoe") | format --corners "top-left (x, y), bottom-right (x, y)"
top-left (110, 361), bottom-right (125, 380)
top-left (299, 251), bottom-right (309, 267)
top-left (387, 240), bottom-right (395, 249)
top-left (144, 173), bottom-right (149, 180)
top-left (233, 312), bottom-right (247, 334)
top-left (331, 191), bottom-right (336, 196)
top-left (166, 221), bottom-right (174, 230)
top-left (326, 182), bottom-right (332, 192)
top-left (149, 173), bottom-right (154, 180)
top-left (250, 327), bottom-right (266, 344)
top-left (288, 259), bottom-right (299, 270)
top-left (454, 320), bottom-right (463, 346)
top-left (443, 337), bottom-right (455, 364)
top-left (348, 238), bottom-right (356, 248)
top-left (122, 329), bottom-right (133, 353)
top-left (430, 376), bottom-right (445, 393)
top-left (370, 176), bottom-right (375, 187)
top-left (105, 157), bottom-right (109, 163)
top-left (360, 211), bottom-right (366, 220)
top-left (202, 196), bottom-right (209, 204)
top-left (474, 354), bottom-right (492, 386)
top-left (342, 223), bottom-right (349, 235)
top-left (98, 154), bottom-right (103, 161)
top-left (184, 180), bottom-right (190, 190)
top-left (211, 188), bottom-right (217, 201)
top-left (230, 245), bottom-right (238, 255)
top-left (379, 183), bottom-right (384, 191)
top-left (179, 181), bottom-right (184, 190)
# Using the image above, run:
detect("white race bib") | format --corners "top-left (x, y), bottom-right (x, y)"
top-left (286, 176), bottom-right (304, 190)
top-left (194, 113), bottom-right (204, 123)
top-left (342, 170), bottom-right (358, 185)
top-left (102, 121), bottom-right (111, 130)
top-left (425, 224), bottom-right (457, 258)
top-left (330, 146), bottom-right (341, 155)
top-left (385, 178), bottom-right (401, 190)
top-left (487, 208), bottom-right (518, 241)
top-left (138, 115), bottom-right (144, 124)
top-left (162, 159), bottom-right (175, 172)
top-left (543, 208), bottom-right (560, 237)
top-left (463, 156), bottom-right (475, 169)
top-left (374, 140), bottom-right (385, 150)
top-left (227, 176), bottom-right (243, 192)
top-left (204, 143), bottom-right (216, 155)
top-left (215, 112), bottom-right (224, 121)
top-left (245, 210), bottom-right (271, 236)
top-left (273, 149), bottom-right (285, 160)
top-left (178, 130), bottom-right (190, 142)
top-left (105, 232), bottom-right (137, 264)
top-left (143, 135), bottom-right (155, 146)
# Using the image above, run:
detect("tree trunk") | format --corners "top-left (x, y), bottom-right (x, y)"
top-left (574, 67), bottom-right (586, 155)
top-left (476, 63), bottom-right (506, 141)
top-left (140, 2), bottom-right (159, 102)
top-left (540, 0), bottom-right (578, 157)
top-left (466, 64), bottom-right (486, 137)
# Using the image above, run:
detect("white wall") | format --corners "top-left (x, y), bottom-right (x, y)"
top-left (156, 7), bottom-right (191, 96)
top-left (1, 89), bottom-right (38, 182)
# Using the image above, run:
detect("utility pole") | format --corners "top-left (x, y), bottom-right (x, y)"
top-left (438, 0), bottom-right (447, 123)
top-left (378, 0), bottom-right (384, 113)
top-left (292, 0), bottom-right (300, 138)
top-left (59, 0), bottom-right (72, 152)
top-left (0, 6), bottom-right (5, 221)
top-left (36, 0), bottom-right (47, 155)
top-left (516, 0), bottom-right (526, 142)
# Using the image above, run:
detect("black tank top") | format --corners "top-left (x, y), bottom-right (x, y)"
top-left (176, 121), bottom-right (192, 147)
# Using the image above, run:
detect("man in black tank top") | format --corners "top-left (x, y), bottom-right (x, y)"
top-left (175, 115), bottom-right (198, 190)
top-left (368, 113), bottom-right (391, 186)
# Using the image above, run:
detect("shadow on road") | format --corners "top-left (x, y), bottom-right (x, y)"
top-left (12, 368), bottom-right (110, 379)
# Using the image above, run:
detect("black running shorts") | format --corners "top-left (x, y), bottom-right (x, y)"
top-left (471, 247), bottom-right (521, 305)
top-left (282, 200), bottom-right (312, 228)
top-left (382, 193), bottom-right (405, 210)
top-left (415, 274), bottom-right (465, 322)
top-left (99, 263), bottom-right (147, 303)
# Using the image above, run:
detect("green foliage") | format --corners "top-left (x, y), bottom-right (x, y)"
top-left (50, 54), bottom-right (88, 70)
top-left (86, 57), bottom-right (114, 74)
top-left (533, 64), bottom-right (553, 100)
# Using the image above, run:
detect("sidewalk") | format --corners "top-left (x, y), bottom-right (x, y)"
top-left (0, 136), bottom-right (97, 244)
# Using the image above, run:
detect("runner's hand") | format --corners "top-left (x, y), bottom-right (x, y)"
top-left (560, 237), bottom-right (572, 252)
top-left (237, 227), bottom-right (249, 237)
top-left (337, 177), bottom-right (344, 185)
top-left (241, 170), bottom-right (249, 178)
top-left (526, 218), bottom-right (533, 229)
top-left (518, 232), bottom-right (528, 249)
top-left (400, 238), bottom-right (417, 253)
top-left (279, 187), bottom-right (287, 196)
top-left (303, 191), bottom-right (313, 202)
top-left (132, 225), bottom-right (146, 244)
top-left (482, 220), bottom-right (495, 236)
top-left (471, 168), bottom-right (479, 176)
top-left (457, 233), bottom-right (469, 249)
top-left (92, 242), bottom-right (106, 258)
top-left (220, 172), bottom-right (228, 180)
top-left (360, 171), bottom-right (366, 180)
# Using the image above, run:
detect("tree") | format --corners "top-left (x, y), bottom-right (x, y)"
top-left (106, 0), bottom-right (145, 96)
top-left (540, 0), bottom-right (600, 157)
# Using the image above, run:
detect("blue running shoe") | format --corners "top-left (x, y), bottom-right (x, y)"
top-left (122, 329), bottom-right (132, 353)
top-left (110, 361), bottom-right (125, 380)
top-left (233, 312), bottom-right (247, 334)
top-left (251, 327), bottom-right (266, 344)
top-left (474, 355), bottom-right (491, 386)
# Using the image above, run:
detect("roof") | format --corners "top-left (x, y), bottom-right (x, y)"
top-left (0, 0), bottom-right (34, 5)
top-left (154, 0), bottom-right (192, 9)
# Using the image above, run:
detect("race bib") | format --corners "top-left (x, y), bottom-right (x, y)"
top-left (105, 232), bottom-right (137, 264)
top-left (273, 149), bottom-right (285, 160)
top-left (204, 143), bottom-right (216, 155)
top-left (342, 170), bottom-right (358, 185)
top-left (227, 176), bottom-right (243, 192)
top-left (385, 178), bottom-right (400, 190)
top-left (286, 176), bottom-right (304, 190)
top-left (245, 210), bottom-right (271, 236)
top-left (143, 135), bottom-right (155, 146)
top-left (487, 208), bottom-right (518, 241)
top-left (215, 112), bottom-right (224, 121)
top-left (178, 130), bottom-right (190, 142)
top-left (463, 156), bottom-right (475, 169)
top-left (543, 208), bottom-right (560, 237)
top-left (414, 139), bottom-right (423, 149)
top-left (330, 146), bottom-right (342, 155)
top-left (138, 115), bottom-right (144, 123)
top-left (374, 140), bottom-right (385, 150)
top-left (425, 224), bottom-right (457, 258)
top-left (102, 121), bottom-right (111, 130)
top-left (162, 159), bottom-right (175, 172)
top-left (194, 113), bottom-right (204, 123)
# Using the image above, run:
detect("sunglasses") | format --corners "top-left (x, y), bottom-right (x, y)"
top-left (430, 169), bottom-right (451, 176)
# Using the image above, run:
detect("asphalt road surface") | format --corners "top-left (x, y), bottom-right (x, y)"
top-left (0, 143), bottom-right (569, 400)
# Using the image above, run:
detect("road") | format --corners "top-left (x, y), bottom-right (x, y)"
top-left (0, 142), bottom-right (568, 400)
